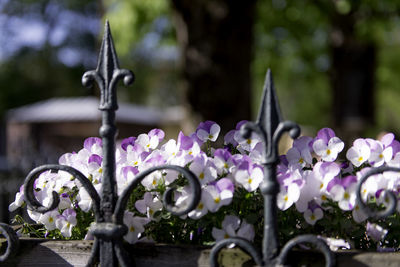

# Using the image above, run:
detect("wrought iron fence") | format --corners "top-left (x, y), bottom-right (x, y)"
top-left (0, 21), bottom-right (398, 267)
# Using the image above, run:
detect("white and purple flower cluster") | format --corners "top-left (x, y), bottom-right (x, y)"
top-left (9, 123), bottom-right (400, 247)
top-left (10, 121), bottom-right (260, 243)
top-left (278, 128), bottom-right (400, 228)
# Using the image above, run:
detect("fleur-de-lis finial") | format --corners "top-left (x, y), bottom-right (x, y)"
top-left (241, 69), bottom-right (298, 164)
top-left (211, 69), bottom-right (337, 267)
top-left (82, 20), bottom-right (134, 110)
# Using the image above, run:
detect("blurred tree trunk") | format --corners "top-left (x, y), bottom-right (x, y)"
top-left (331, 42), bottom-right (376, 142)
top-left (328, 3), bottom-right (376, 143)
top-left (170, 0), bottom-right (256, 133)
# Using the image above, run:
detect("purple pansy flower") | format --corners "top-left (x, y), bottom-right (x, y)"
top-left (312, 128), bottom-right (344, 162)
top-left (286, 136), bottom-right (313, 167)
top-left (213, 148), bottom-right (236, 175)
top-left (215, 178), bottom-right (235, 194)
top-left (380, 133), bottom-right (400, 156)
top-left (84, 137), bottom-right (102, 151)
top-left (121, 137), bottom-right (136, 151)
top-left (346, 138), bottom-right (371, 167)
top-left (149, 129), bottom-right (165, 143)
top-left (329, 175), bottom-right (358, 211)
top-left (366, 222), bottom-right (388, 242)
top-left (196, 121), bottom-right (221, 142)
top-left (224, 130), bottom-right (237, 147)
top-left (303, 201), bottom-right (324, 225)
top-left (88, 154), bottom-right (102, 166)
top-left (177, 131), bottom-right (194, 151)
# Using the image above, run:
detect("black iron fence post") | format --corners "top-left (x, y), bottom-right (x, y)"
top-left (20, 21), bottom-right (202, 266)
top-left (210, 70), bottom-right (335, 267)
top-left (82, 21), bottom-right (133, 266)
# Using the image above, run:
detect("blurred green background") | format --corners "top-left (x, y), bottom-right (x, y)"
top-left (1, 0), bottom-right (400, 141)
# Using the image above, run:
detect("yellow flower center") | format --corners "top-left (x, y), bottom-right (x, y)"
top-left (133, 161), bottom-right (138, 166)
top-left (343, 192), bottom-right (350, 200)
top-left (379, 154), bottom-right (383, 159)
top-left (49, 217), bottom-right (54, 223)
top-left (214, 197), bottom-right (220, 204)
top-left (326, 149), bottom-right (331, 155)
top-left (358, 156), bottom-right (363, 162)
top-left (189, 151), bottom-right (193, 155)
top-left (321, 195), bottom-right (327, 201)
top-left (152, 179), bottom-right (157, 185)
top-left (284, 195), bottom-right (289, 202)
top-left (320, 183), bottom-right (324, 189)
top-left (149, 209), bottom-right (154, 216)
top-left (208, 134), bottom-right (213, 139)
top-left (199, 173), bottom-right (205, 179)
top-left (224, 234), bottom-right (230, 239)
top-left (197, 203), bottom-right (204, 209)
top-left (246, 139), bottom-right (251, 144)
top-left (98, 168), bottom-right (103, 174)
top-left (299, 158), bottom-right (304, 164)
top-left (130, 226), bottom-right (135, 232)
top-left (248, 178), bottom-right (252, 184)
top-left (224, 163), bottom-right (229, 169)
top-left (310, 214), bottom-right (316, 220)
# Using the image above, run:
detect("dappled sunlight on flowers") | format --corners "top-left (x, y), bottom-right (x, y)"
top-left (10, 124), bottom-right (400, 250)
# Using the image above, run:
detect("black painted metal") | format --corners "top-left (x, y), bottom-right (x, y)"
top-left (0, 223), bottom-right (19, 262)
top-left (355, 166), bottom-right (399, 219)
top-left (210, 70), bottom-right (335, 267)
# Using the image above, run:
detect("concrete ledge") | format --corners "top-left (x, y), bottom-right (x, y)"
top-left (0, 238), bottom-right (399, 267)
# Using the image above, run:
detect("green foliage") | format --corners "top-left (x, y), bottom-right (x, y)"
top-left (104, 0), bottom-right (170, 56)
top-left (253, 1), bottom-right (331, 128)
top-left (253, 0), bottom-right (400, 134)
top-left (101, 1), bottom-right (181, 107)
top-left (375, 38), bottom-right (400, 136)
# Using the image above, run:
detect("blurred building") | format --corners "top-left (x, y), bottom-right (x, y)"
top-left (6, 97), bottom-right (184, 173)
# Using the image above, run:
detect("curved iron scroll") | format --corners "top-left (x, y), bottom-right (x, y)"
top-left (22, 164), bottom-right (102, 266)
top-left (356, 166), bottom-right (400, 220)
top-left (277, 235), bottom-right (335, 267)
top-left (88, 165), bottom-right (201, 267)
top-left (23, 164), bottom-right (101, 216)
top-left (114, 165), bottom-right (201, 222)
top-left (0, 223), bottom-right (19, 262)
top-left (210, 237), bottom-right (262, 267)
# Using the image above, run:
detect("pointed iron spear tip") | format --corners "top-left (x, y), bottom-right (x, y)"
top-left (257, 69), bottom-right (283, 126)
top-left (97, 20), bottom-right (120, 70)
top-left (103, 20), bottom-right (111, 37)
top-left (256, 69), bottom-right (270, 124)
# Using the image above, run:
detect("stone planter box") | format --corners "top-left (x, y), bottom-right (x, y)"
top-left (0, 238), bottom-right (399, 267)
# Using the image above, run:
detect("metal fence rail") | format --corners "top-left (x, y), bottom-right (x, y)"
top-left (0, 21), bottom-right (397, 267)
